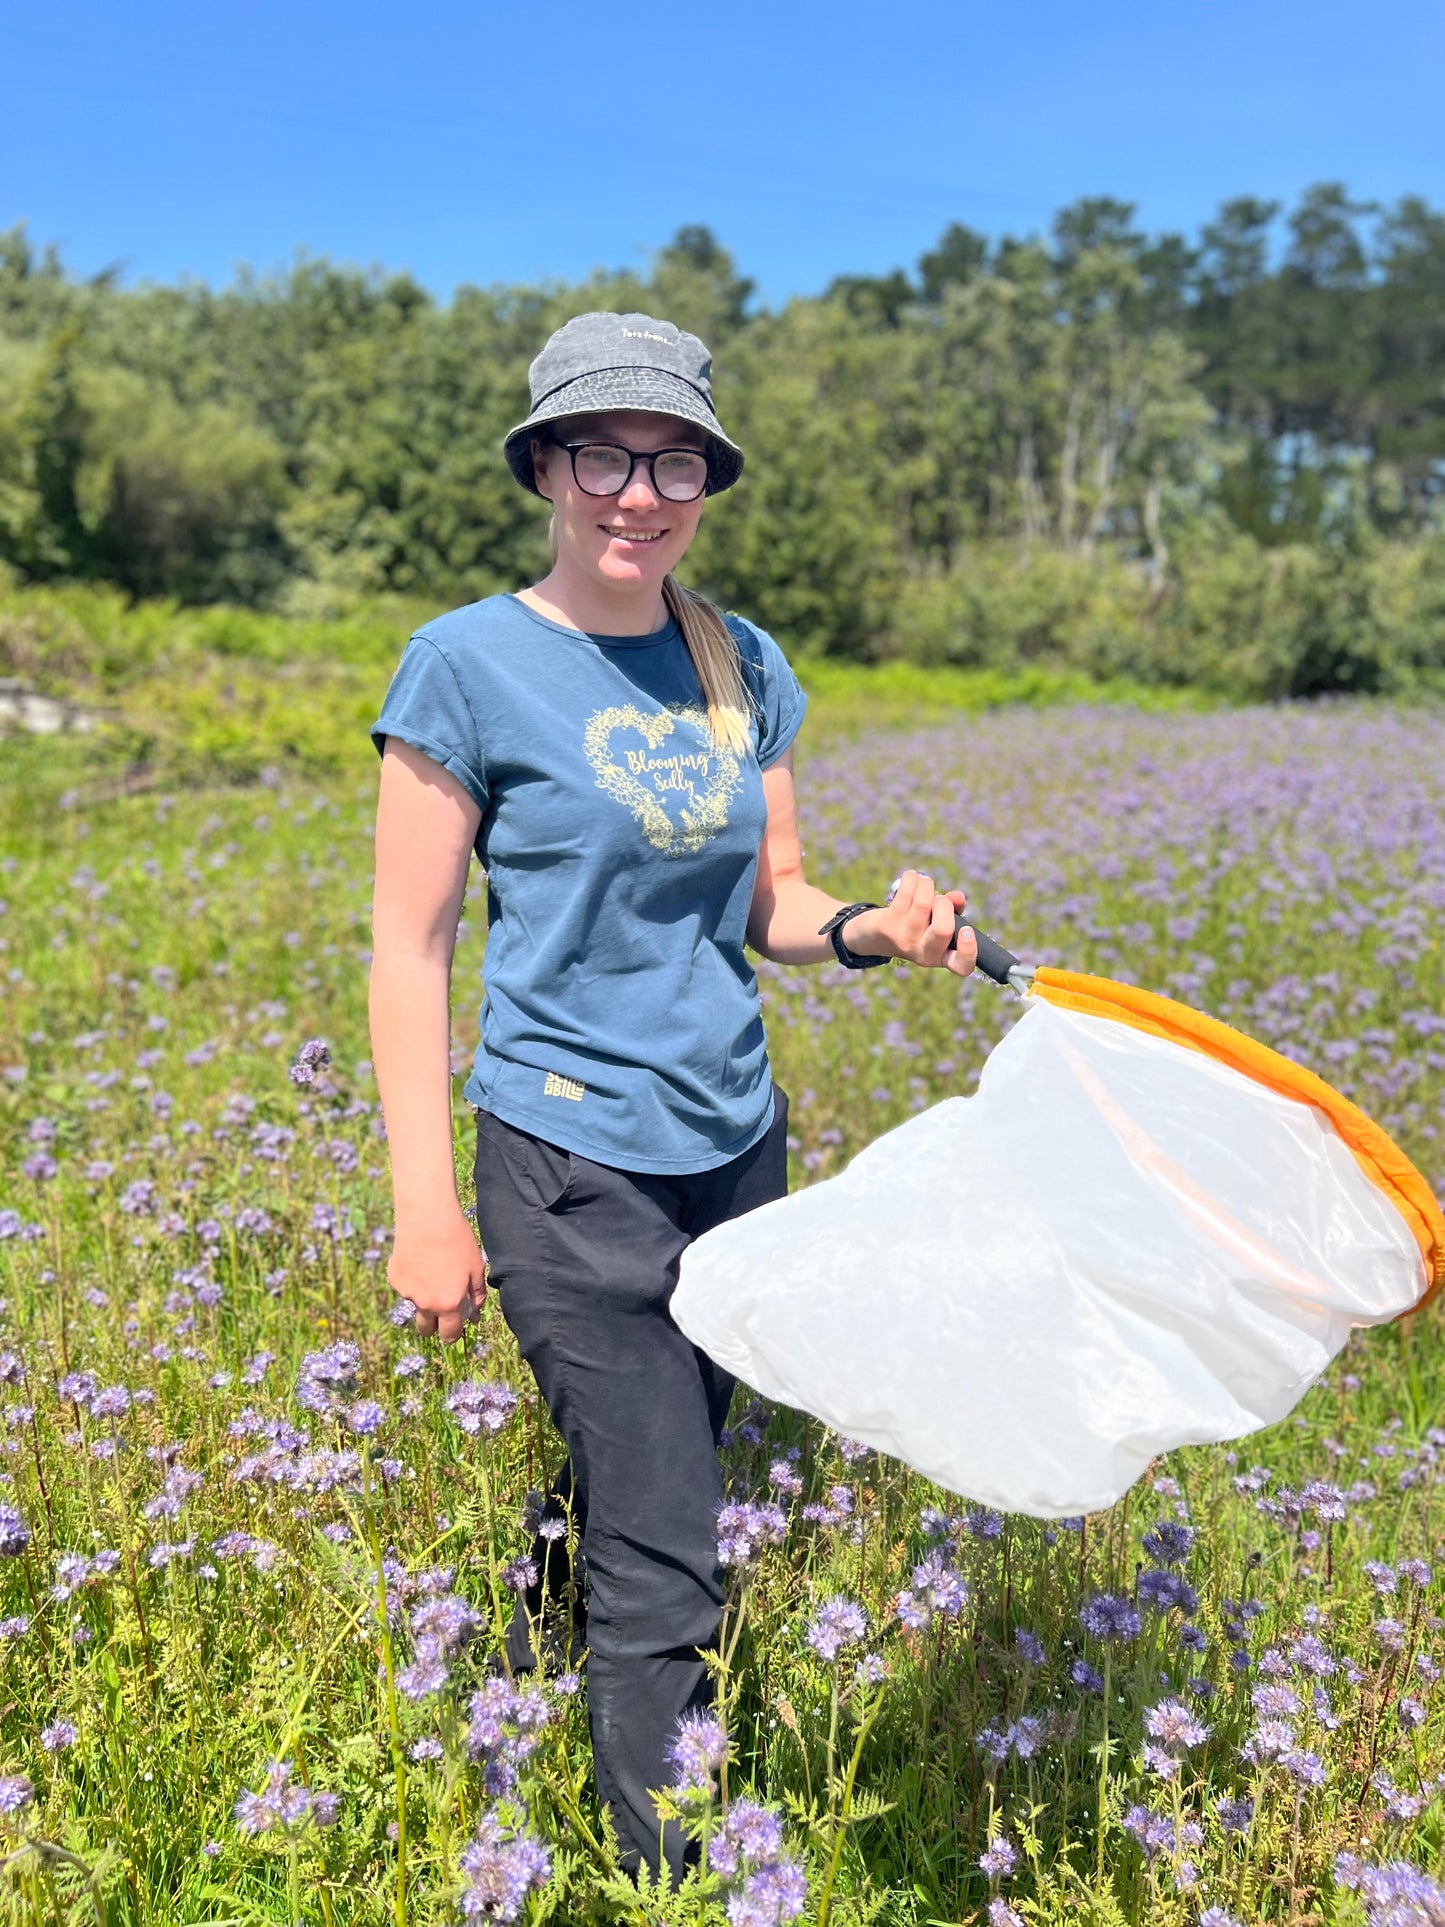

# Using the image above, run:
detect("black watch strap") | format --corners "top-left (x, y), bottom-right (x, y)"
top-left (817, 902), bottom-right (892, 969)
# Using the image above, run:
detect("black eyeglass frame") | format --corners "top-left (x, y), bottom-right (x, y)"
top-left (545, 437), bottom-right (713, 502)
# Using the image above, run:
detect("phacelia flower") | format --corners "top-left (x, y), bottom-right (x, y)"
top-left (666, 1709), bottom-right (729, 1793)
top-left (979, 1835), bottom-right (1017, 1878)
top-left (0, 1505), bottom-right (30, 1558)
top-left (805, 1596), bottom-right (867, 1662)
top-left (457, 1811), bottom-right (552, 1922)
top-left (1079, 1593), bottom-right (1141, 1643)
top-left (446, 1380), bottom-right (519, 1436)
top-left (0, 1775), bottom-right (34, 1816)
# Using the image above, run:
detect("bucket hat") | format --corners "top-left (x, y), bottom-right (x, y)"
top-left (503, 311), bottom-right (745, 497)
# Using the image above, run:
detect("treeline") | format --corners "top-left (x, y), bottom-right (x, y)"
top-left (2, 185), bottom-right (1444, 697)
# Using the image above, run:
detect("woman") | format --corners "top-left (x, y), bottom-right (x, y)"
top-left (368, 310), bottom-right (977, 1883)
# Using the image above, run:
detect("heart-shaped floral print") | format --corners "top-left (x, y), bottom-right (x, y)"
top-left (583, 703), bottom-right (743, 857)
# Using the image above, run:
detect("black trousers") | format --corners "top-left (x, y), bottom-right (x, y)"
top-left (471, 1086), bottom-right (790, 1883)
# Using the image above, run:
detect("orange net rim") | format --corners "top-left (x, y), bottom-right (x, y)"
top-left (1028, 966), bottom-right (1445, 1309)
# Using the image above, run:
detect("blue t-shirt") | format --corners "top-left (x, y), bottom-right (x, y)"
top-left (370, 593), bottom-right (807, 1174)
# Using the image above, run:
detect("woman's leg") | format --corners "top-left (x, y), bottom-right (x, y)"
top-left (473, 1111), bottom-right (727, 1883)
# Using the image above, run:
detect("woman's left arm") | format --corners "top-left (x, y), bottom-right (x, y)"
top-left (746, 746), bottom-right (977, 976)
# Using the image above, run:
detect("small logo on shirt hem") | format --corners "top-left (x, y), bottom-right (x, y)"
top-left (543, 1072), bottom-right (586, 1102)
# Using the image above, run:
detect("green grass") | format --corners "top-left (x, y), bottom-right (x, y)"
top-left (0, 689), bottom-right (1441, 1925)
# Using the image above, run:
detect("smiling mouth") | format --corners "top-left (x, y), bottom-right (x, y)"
top-left (602, 527), bottom-right (667, 543)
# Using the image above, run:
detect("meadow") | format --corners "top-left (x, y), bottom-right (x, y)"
top-left (0, 690), bottom-right (1442, 1925)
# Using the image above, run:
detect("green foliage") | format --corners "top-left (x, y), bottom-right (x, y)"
top-left (0, 707), bottom-right (1442, 1922)
top-left (2, 188), bottom-right (1444, 683)
top-left (886, 526), bottom-right (1445, 698)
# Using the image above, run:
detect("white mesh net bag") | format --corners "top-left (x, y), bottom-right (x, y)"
top-left (671, 968), bottom-right (1442, 1517)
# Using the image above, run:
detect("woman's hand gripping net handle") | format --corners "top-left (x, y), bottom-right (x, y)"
top-left (949, 914), bottom-right (1035, 993)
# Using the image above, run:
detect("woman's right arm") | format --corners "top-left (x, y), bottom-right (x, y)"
top-left (370, 737), bottom-right (486, 1343)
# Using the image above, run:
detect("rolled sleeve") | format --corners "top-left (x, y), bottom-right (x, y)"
top-left (370, 634), bottom-right (489, 812)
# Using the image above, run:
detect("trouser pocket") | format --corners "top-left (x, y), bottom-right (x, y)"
top-left (474, 1107), bottom-right (573, 1214)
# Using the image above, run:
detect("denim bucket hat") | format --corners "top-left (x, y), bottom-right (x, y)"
top-left (503, 311), bottom-right (745, 497)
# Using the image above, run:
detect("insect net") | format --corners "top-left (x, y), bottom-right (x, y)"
top-left (671, 971), bottom-right (1443, 1518)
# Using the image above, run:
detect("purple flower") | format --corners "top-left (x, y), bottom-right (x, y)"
top-left (805, 1596), bottom-right (867, 1661)
top-left (294, 1341), bottom-right (362, 1416)
top-left (346, 1399), bottom-right (387, 1437)
top-left (713, 1798), bottom-right (785, 1870)
top-left (893, 1550), bottom-right (968, 1631)
top-left (457, 1811), bottom-right (552, 1922)
top-left (0, 1774), bottom-right (34, 1815)
top-left (1014, 1628), bottom-right (1046, 1665)
top-left (41, 1721), bottom-right (78, 1752)
top-left (979, 1835), bottom-right (1017, 1878)
top-left (1301, 1479), bottom-right (1347, 1524)
top-left (1138, 1568), bottom-right (1199, 1615)
top-left (1242, 1720), bottom-right (1297, 1765)
top-left (446, 1379), bottom-right (519, 1437)
top-left (800, 1484), bottom-right (853, 1528)
top-left (1251, 1683), bottom-right (1301, 1718)
top-left (768, 1455), bottom-right (803, 1496)
top-left (1334, 1855), bottom-right (1445, 1924)
top-left (707, 1797), bottom-right (803, 1922)
top-left (234, 1760), bottom-right (338, 1835)
top-left (716, 1499), bottom-right (788, 1567)
top-left (1280, 1749), bottom-right (1327, 1788)
top-left (288, 1038), bottom-right (331, 1087)
top-left (501, 1555), bottom-right (538, 1594)
top-left (1143, 1698), bottom-right (1210, 1751)
top-left (666, 1709), bottom-right (729, 1793)
top-left (1070, 1659), bottom-right (1105, 1694)
top-left (727, 1856), bottom-right (808, 1925)
top-left (1370, 1771), bottom-right (1424, 1825)
top-left (1079, 1592), bottom-right (1141, 1643)
top-left (1141, 1522), bottom-right (1196, 1566)
top-left (1006, 1715), bottom-right (1046, 1760)
top-left (1287, 1633), bottom-right (1337, 1677)
top-left (1121, 1803), bottom-right (1175, 1860)
top-left (0, 1505), bottom-right (30, 1558)
top-left (1214, 1794), bottom-right (1254, 1835)
top-left (397, 1652), bottom-right (450, 1701)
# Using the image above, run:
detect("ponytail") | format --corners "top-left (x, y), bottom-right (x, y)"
top-left (661, 574), bottom-right (752, 757)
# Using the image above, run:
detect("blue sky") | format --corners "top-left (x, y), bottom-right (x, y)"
top-left (9, 0), bottom-right (1443, 304)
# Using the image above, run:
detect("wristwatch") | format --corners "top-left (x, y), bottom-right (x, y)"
top-left (817, 902), bottom-right (893, 970)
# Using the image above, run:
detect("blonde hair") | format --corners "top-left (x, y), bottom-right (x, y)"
top-left (661, 574), bottom-right (752, 757)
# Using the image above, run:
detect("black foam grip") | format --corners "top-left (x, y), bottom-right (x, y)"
top-left (949, 913), bottom-right (1019, 985)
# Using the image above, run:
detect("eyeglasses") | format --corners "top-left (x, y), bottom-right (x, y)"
top-left (548, 438), bottom-right (710, 503)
